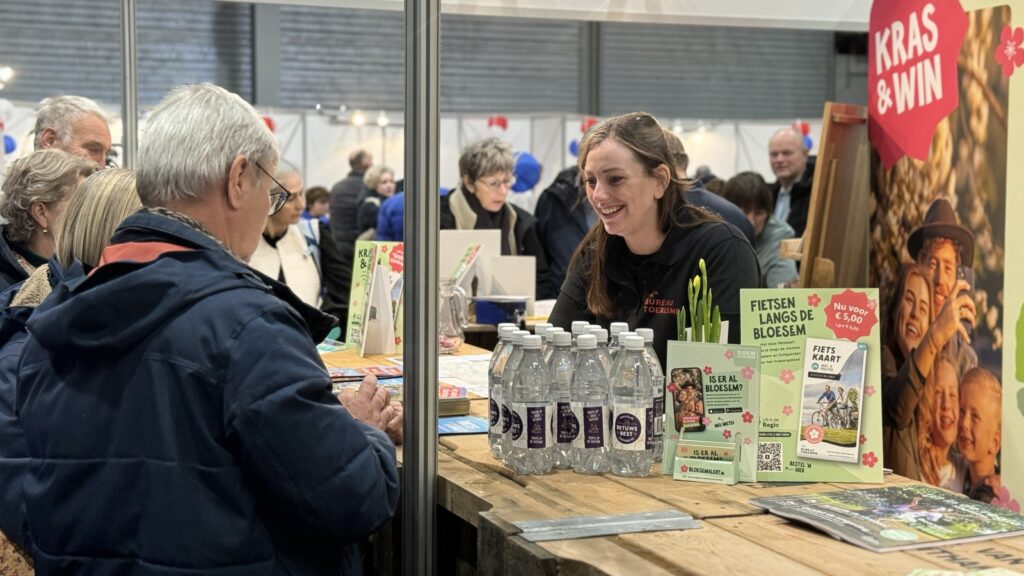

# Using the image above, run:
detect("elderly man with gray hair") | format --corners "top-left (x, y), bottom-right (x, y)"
top-left (14, 84), bottom-right (399, 575)
top-left (34, 95), bottom-right (112, 168)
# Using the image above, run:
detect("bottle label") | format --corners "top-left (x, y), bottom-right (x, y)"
top-left (572, 402), bottom-right (606, 449)
top-left (511, 403), bottom-right (551, 449)
top-left (501, 403), bottom-right (511, 434)
top-left (489, 398), bottom-right (500, 430)
top-left (556, 401), bottom-right (578, 444)
top-left (653, 396), bottom-right (664, 438)
top-left (645, 405), bottom-right (654, 450)
top-left (612, 404), bottom-right (648, 451)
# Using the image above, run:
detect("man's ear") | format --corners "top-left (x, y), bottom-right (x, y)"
top-left (226, 155), bottom-right (248, 210)
top-left (653, 164), bottom-right (671, 199)
top-left (38, 128), bottom-right (59, 150)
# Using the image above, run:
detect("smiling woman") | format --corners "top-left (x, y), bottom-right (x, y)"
top-left (548, 112), bottom-right (761, 362)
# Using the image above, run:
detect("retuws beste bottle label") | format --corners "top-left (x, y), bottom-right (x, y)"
top-left (557, 402), bottom-right (578, 444)
top-left (612, 404), bottom-right (648, 450)
top-left (511, 403), bottom-right (551, 449)
top-left (572, 403), bottom-right (607, 449)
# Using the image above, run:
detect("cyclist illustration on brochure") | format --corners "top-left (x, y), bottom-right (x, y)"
top-left (798, 338), bottom-right (868, 463)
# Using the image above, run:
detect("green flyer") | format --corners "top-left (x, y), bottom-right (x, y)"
top-left (740, 288), bottom-right (883, 483)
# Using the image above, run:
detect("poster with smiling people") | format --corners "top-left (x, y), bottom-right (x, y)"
top-left (869, 0), bottom-right (1021, 508)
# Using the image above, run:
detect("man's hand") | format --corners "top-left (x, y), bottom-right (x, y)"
top-left (338, 375), bottom-right (403, 444)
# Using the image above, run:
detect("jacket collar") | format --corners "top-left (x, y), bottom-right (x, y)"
top-left (449, 187), bottom-right (519, 254)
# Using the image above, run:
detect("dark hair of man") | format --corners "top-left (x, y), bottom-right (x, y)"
top-left (305, 185), bottom-right (330, 206)
top-left (569, 112), bottom-right (717, 318)
top-left (721, 171), bottom-right (773, 214)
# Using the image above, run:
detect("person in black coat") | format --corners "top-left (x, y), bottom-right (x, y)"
top-left (534, 166), bottom-right (594, 295)
top-left (768, 127), bottom-right (816, 238)
top-left (329, 149), bottom-right (373, 256)
top-left (440, 137), bottom-right (557, 300)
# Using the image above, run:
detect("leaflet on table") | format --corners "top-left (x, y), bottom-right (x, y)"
top-left (750, 484), bottom-right (1024, 553)
top-left (438, 354), bottom-right (491, 398)
top-left (740, 288), bottom-right (883, 483)
top-left (660, 341), bottom-right (759, 482)
top-left (328, 366), bottom-right (403, 382)
top-left (797, 338), bottom-right (868, 464)
top-left (438, 415), bottom-right (489, 435)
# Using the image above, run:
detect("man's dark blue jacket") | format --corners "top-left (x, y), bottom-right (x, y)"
top-left (14, 211), bottom-right (399, 575)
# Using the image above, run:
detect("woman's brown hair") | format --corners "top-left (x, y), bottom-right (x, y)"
top-left (569, 112), bottom-right (718, 318)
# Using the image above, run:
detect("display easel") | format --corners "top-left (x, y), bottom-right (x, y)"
top-left (781, 102), bottom-right (870, 288)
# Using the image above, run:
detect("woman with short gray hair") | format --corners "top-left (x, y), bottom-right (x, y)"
top-left (440, 138), bottom-right (556, 299)
top-left (0, 148), bottom-right (96, 289)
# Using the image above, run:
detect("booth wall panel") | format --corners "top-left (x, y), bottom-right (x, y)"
top-left (598, 22), bottom-right (832, 119)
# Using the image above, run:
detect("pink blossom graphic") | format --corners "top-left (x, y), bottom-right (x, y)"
top-left (743, 437), bottom-right (753, 445)
top-left (702, 416), bottom-right (712, 426)
top-left (807, 294), bottom-right (822, 308)
top-left (742, 411), bottom-right (754, 424)
top-left (679, 464), bottom-right (689, 474)
top-left (782, 405), bottom-right (793, 416)
top-left (996, 25), bottom-right (1024, 77)
top-left (667, 382), bottom-right (678, 394)
top-left (865, 385), bottom-right (876, 397)
top-left (993, 486), bottom-right (1021, 513)
top-left (722, 429), bottom-right (732, 440)
top-left (859, 434), bottom-right (868, 445)
top-left (861, 451), bottom-right (878, 468)
top-left (703, 365), bottom-right (713, 375)
top-left (780, 369), bottom-right (795, 384)
top-left (724, 350), bottom-right (734, 360)
top-left (741, 366), bottom-right (755, 380)
top-left (678, 446), bottom-right (690, 455)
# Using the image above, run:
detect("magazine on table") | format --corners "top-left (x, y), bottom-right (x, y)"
top-left (751, 484), bottom-right (1024, 553)
top-left (797, 337), bottom-right (868, 464)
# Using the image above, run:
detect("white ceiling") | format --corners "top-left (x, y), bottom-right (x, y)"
top-left (224, 0), bottom-right (870, 31)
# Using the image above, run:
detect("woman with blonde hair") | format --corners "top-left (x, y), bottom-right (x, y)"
top-left (0, 149), bottom-right (96, 289)
top-left (355, 164), bottom-right (396, 239)
top-left (0, 168), bottom-right (140, 554)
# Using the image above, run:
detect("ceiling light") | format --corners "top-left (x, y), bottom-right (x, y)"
top-left (377, 111), bottom-right (389, 127)
top-left (0, 67), bottom-right (12, 84)
top-left (351, 110), bottom-right (367, 127)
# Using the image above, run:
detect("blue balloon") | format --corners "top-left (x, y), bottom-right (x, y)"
top-left (803, 135), bottom-right (813, 150)
top-left (3, 134), bottom-right (14, 155)
top-left (568, 139), bottom-right (579, 157)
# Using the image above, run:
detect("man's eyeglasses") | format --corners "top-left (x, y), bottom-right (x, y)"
top-left (255, 161), bottom-right (295, 216)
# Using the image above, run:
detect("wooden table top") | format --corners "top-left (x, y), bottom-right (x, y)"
top-left (320, 346), bottom-right (1024, 575)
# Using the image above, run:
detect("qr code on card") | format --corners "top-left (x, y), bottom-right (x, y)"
top-left (758, 442), bottom-right (783, 472)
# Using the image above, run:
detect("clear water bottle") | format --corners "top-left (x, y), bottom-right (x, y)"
top-left (570, 321), bottom-right (589, 355)
top-left (488, 325), bottom-right (517, 459)
top-left (534, 322), bottom-right (553, 357)
top-left (499, 330), bottom-right (531, 463)
top-left (506, 335), bottom-right (554, 475)
top-left (609, 322), bottom-right (629, 360)
top-left (587, 327), bottom-right (614, 376)
top-left (571, 334), bottom-right (611, 474)
top-left (609, 335), bottom-right (655, 477)
top-left (543, 327), bottom-right (565, 364)
top-left (547, 331), bottom-right (575, 469)
top-left (635, 328), bottom-right (665, 463)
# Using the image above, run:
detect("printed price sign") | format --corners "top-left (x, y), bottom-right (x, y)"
top-left (868, 0), bottom-right (967, 168)
top-left (824, 289), bottom-right (878, 341)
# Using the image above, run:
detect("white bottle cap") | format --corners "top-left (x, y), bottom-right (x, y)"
top-left (522, 335), bottom-right (542, 349)
top-left (552, 331), bottom-right (572, 346)
top-left (610, 322), bottom-right (629, 335)
top-left (534, 323), bottom-right (553, 337)
top-left (591, 328), bottom-right (608, 343)
top-left (498, 322), bottom-right (517, 331)
top-left (618, 331), bottom-right (637, 342)
top-left (571, 321), bottom-right (589, 335)
top-left (499, 325), bottom-right (517, 340)
top-left (511, 330), bottom-right (530, 344)
top-left (547, 327), bottom-right (565, 335)
top-left (635, 328), bottom-right (654, 343)
top-left (577, 333), bottom-right (597, 350)
top-left (623, 335), bottom-right (645, 350)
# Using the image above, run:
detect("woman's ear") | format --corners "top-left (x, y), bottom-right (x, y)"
top-left (462, 175), bottom-right (475, 194)
top-left (29, 201), bottom-right (49, 230)
top-left (653, 164), bottom-right (671, 199)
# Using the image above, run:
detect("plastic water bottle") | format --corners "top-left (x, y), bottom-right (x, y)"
top-left (547, 331), bottom-right (575, 469)
top-left (609, 322), bottom-right (629, 360)
top-left (488, 325), bottom-right (517, 459)
top-left (543, 327), bottom-right (565, 364)
top-left (570, 334), bottom-right (611, 474)
top-left (635, 328), bottom-right (665, 463)
top-left (499, 330), bottom-right (531, 463)
top-left (534, 322), bottom-right (553, 357)
top-left (609, 335), bottom-right (655, 477)
top-left (506, 335), bottom-right (553, 475)
top-left (570, 321), bottom-right (589, 354)
top-left (587, 327), bottom-right (614, 376)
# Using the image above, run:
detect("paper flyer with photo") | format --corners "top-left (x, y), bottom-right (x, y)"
top-left (741, 288), bottom-right (883, 483)
top-left (797, 338), bottom-right (868, 464)
top-left (661, 341), bottom-right (759, 482)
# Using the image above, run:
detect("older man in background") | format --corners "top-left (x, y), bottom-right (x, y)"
top-left (330, 148), bottom-right (373, 255)
top-left (34, 95), bottom-right (112, 168)
top-left (15, 84), bottom-right (399, 575)
top-left (768, 127), bottom-right (815, 237)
